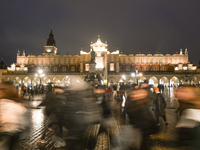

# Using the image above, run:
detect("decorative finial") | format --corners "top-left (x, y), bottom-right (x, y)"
top-left (185, 48), bottom-right (188, 54)
top-left (180, 49), bottom-right (183, 55)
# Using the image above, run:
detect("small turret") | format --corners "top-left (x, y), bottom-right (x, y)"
top-left (185, 48), bottom-right (188, 55)
top-left (17, 50), bottom-right (20, 56)
top-left (180, 49), bottom-right (183, 55)
top-left (22, 50), bottom-right (25, 56)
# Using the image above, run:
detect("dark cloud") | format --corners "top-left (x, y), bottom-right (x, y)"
top-left (0, 0), bottom-right (200, 66)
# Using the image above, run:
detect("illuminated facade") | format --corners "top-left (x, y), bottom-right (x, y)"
top-left (1, 29), bottom-right (199, 87)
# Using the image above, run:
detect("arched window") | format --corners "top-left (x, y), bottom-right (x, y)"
top-left (63, 67), bottom-right (66, 71)
top-left (145, 66), bottom-right (148, 71)
top-left (135, 66), bottom-right (138, 70)
top-left (163, 66), bottom-right (166, 71)
top-left (154, 66), bottom-right (157, 71)
top-left (71, 66), bottom-right (75, 71)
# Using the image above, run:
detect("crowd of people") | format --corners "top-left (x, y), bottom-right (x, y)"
top-left (1, 80), bottom-right (200, 149)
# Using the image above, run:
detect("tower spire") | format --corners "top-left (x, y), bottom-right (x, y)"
top-left (47, 28), bottom-right (56, 46)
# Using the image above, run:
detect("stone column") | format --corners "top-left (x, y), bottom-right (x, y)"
top-left (80, 62), bottom-right (83, 73)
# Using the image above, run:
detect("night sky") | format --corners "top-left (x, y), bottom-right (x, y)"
top-left (1, 0), bottom-right (200, 67)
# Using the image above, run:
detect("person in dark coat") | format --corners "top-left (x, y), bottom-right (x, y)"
top-left (124, 88), bottom-right (157, 150)
top-left (38, 84), bottom-right (55, 116)
top-left (153, 87), bottom-right (168, 126)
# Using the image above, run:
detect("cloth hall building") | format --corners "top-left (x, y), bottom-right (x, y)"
top-left (1, 29), bottom-right (199, 87)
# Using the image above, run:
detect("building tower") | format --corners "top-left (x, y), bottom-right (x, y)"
top-left (44, 29), bottom-right (58, 55)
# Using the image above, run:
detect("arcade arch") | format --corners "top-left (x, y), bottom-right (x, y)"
top-left (149, 76), bottom-right (158, 87)
top-left (191, 76), bottom-right (200, 85)
top-left (170, 76), bottom-right (179, 87)
top-left (138, 76), bottom-right (146, 85)
top-left (22, 77), bottom-right (31, 87)
top-left (159, 76), bottom-right (169, 86)
top-left (62, 76), bottom-right (70, 86)
top-left (13, 77), bottom-right (21, 86)
top-left (42, 77), bottom-right (51, 85)
top-left (53, 77), bottom-right (60, 83)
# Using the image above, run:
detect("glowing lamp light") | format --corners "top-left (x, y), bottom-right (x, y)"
top-left (122, 75), bottom-right (126, 80)
top-left (38, 69), bottom-right (43, 74)
top-left (131, 73), bottom-right (135, 77)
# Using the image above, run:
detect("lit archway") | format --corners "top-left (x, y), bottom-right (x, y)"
top-left (149, 76), bottom-right (158, 87)
top-left (42, 77), bottom-right (51, 85)
top-left (13, 77), bottom-right (21, 86)
top-left (138, 76), bottom-right (146, 85)
top-left (62, 76), bottom-right (71, 86)
top-left (22, 77), bottom-right (31, 87)
top-left (32, 77), bottom-right (40, 86)
top-left (53, 77), bottom-right (60, 84)
top-left (191, 76), bottom-right (200, 85)
top-left (170, 76), bottom-right (179, 87)
top-left (159, 76), bottom-right (169, 86)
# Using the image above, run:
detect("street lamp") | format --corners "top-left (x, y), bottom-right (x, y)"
top-left (35, 69), bottom-right (45, 85)
top-left (131, 70), bottom-right (143, 85)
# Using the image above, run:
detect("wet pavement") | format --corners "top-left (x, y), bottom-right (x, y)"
top-left (13, 88), bottom-right (186, 150)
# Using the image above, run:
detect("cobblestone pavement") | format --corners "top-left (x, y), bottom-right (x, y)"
top-left (13, 88), bottom-right (186, 150)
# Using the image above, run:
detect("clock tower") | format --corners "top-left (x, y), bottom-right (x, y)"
top-left (44, 29), bottom-right (57, 55)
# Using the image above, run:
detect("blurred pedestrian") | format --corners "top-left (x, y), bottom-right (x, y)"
top-left (0, 82), bottom-right (30, 150)
top-left (152, 87), bottom-right (168, 126)
top-left (175, 86), bottom-right (200, 149)
top-left (124, 88), bottom-right (157, 149)
top-left (112, 84), bottom-right (117, 99)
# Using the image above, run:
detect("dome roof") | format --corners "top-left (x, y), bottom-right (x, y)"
top-left (165, 54), bottom-right (171, 56)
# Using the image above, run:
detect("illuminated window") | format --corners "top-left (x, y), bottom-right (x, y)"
top-left (95, 57), bottom-right (103, 69)
top-left (85, 64), bottom-right (89, 71)
top-left (110, 63), bottom-right (114, 71)
top-left (188, 65), bottom-right (192, 70)
top-left (163, 66), bottom-right (166, 71)
top-left (178, 64), bottom-right (182, 70)
top-left (54, 67), bottom-right (57, 71)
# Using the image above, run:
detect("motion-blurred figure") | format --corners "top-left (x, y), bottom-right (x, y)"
top-left (0, 82), bottom-right (30, 150)
top-left (124, 88), bottom-right (157, 149)
top-left (175, 85), bottom-right (200, 149)
top-left (112, 84), bottom-right (117, 99)
top-left (152, 87), bottom-right (169, 126)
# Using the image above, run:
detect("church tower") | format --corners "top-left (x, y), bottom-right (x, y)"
top-left (44, 29), bottom-right (58, 55)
